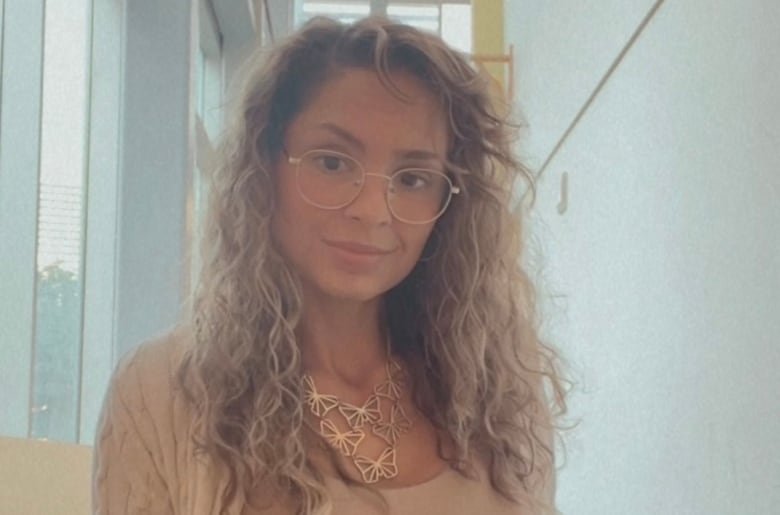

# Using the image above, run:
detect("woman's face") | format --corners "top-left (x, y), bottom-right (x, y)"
top-left (271, 68), bottom-right (448, 304)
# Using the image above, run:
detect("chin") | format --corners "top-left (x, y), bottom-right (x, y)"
top-left (324, 284), bottom-right (386, 304)
top-left (310, 275), bottom-right (397, 304)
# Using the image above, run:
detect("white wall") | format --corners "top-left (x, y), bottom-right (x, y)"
top-left (114, 2), bottom-right (195, 360)
top-left (115, 1), bottom-right (261, 361)
top-left (506, 1), bottom-right (780, 514)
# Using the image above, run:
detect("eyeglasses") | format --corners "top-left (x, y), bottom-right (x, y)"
top-left (287, 149), bottom-right (460, 225)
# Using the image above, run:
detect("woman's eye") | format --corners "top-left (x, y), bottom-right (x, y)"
top-left (310, 153), bottom-right (353, 174)
top-left (323, 156), bottom-right (341, 170)
top-left (319, 156), bottom-right (343, 171)
top-left (397, 170), bottom-right (432, 190)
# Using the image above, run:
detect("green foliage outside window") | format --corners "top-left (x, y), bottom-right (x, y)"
top-left (31, 263), bottom-right (82, 441)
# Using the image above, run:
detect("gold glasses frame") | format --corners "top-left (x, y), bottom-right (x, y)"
top-left (286, 149), bottom-right (460, 225)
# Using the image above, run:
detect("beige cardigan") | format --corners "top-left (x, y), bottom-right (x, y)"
top-left (92, 327), bottom-right (544, 514)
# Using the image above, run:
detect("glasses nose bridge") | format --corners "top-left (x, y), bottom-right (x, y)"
top-left (357, 170), bottom-right (396, 198)
top-left (340, 169), bottom-right (394, 224)
top-left (361, 171), bottom-right (393, 184)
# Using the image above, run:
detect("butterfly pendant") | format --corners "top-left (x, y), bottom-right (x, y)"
top-left (302, 375), bottom-right (339, 417)
top-left (319, 419), bottom-right (365, 457)
top-left (372, 403), bottom-right (412, 445)
top-left (386, 359), bottom-right (402, 379)
top-left (354, 447), bottom-right (398, 483)
top-left (373, 376), bottom-right (403, 400)
top-left (338, 394), bottom-right (381, 428)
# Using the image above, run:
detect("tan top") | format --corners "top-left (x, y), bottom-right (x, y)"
top-left (92, 327), bottom-right (537, 514)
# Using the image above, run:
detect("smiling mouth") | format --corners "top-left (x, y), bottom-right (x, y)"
top-left (323, 240), bottom-right (394, 255)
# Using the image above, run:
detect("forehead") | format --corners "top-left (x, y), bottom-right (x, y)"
top-left (285, 68), bottom-right (449, 156)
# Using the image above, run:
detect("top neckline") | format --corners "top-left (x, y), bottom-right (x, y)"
top-left (322, 460), bottom-right (479, 496)
top-left (378, 462), bottom-right (456, 492)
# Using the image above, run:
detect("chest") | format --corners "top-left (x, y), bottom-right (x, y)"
top-left (304, 394), bottom-right (450, 488)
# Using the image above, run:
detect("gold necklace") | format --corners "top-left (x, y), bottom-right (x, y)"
top-left (301, 359), bottom-right (412, 483)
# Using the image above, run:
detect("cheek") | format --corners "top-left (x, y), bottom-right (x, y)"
top-left (275, 206), bottom-right (312, 254)
top-left (271, 179), bottom-right (311, 258)
top-left (402, 226), bottom-right (436, 262)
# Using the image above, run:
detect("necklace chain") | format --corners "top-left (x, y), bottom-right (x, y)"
top-left (301, 359), bottom-right (412, 483)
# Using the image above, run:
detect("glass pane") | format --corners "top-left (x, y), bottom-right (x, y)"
top-left (197, 5), bottom-right (223, 140)
top-left (201, 54), bottom-right (223, 140)
top-left (0, 0), bottom-right (4, 105)
top-left (32, 0), bottom-right (91, 442)
top-left (441, 3), bottom-right (472, 54)
top-left (196, 48), bottom-right (205, 119)
top-left (387, 3), bottom-right (440, 34)
top-left (299, 0), bottom-right (370, 26)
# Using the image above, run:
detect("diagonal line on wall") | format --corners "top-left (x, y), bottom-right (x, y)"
top-left (528, 0), bottom-right (667, 194)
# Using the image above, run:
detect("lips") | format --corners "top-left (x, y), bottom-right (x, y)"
top-left (323, 239), bottom-right (394, 255)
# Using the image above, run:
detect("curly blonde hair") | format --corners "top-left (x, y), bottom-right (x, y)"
top-left (178, 15), bottom-right (570, 515)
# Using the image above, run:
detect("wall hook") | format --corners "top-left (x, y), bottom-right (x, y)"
top-left (557, 171), bottom-right (569, 215)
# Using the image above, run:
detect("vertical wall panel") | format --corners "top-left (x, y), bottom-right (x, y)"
top-left (0, 0), bottom-right (45, 438)
top-left (114, 2), bottom-right (194, 358)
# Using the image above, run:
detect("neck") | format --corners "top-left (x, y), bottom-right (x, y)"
top-left (298, 290), bottom-right (389, 388)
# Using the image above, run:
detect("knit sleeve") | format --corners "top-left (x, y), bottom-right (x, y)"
top-left (92, 346), bottom-right (175, 515)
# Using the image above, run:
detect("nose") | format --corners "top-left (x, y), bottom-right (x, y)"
top-left (342, 172), bottom-right (393, 225)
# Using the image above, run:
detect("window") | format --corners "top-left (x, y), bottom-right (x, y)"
top-left (0, 0), bottom-right (239, 446)
top-left (191, 0), bottom-right (225, 295)
top-left (387, 3), bottom-right (439, 33)
top-left (196, 0), bottom-right (224, 142)
top-left (0, 0), bottom-right (122, 444)
top-left (30, 0), bottom-right (92, 443)
top-left (438, 3), bottom-right (472, 54)
top-left (296, 1), bottom-right (371, 25)
top-left (294, 1), bottom-right (472, 53)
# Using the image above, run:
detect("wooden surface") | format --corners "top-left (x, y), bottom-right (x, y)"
top-left (0, 436), bottom-right (92, 515)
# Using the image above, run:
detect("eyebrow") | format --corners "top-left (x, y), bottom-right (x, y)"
top-left (316, 122), bottom-right (443, 161)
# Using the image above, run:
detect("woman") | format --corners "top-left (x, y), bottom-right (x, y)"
top-left (93, 16), bottom-right (568, 515)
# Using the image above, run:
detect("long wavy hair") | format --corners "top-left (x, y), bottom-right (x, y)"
top-left (178, 15), bottom-right (570, 515)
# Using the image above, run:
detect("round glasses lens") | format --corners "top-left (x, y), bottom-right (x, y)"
top-left (297, 150), bottom-right (363, 208)
top-left (389, 169), bottom-right (452, 223)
